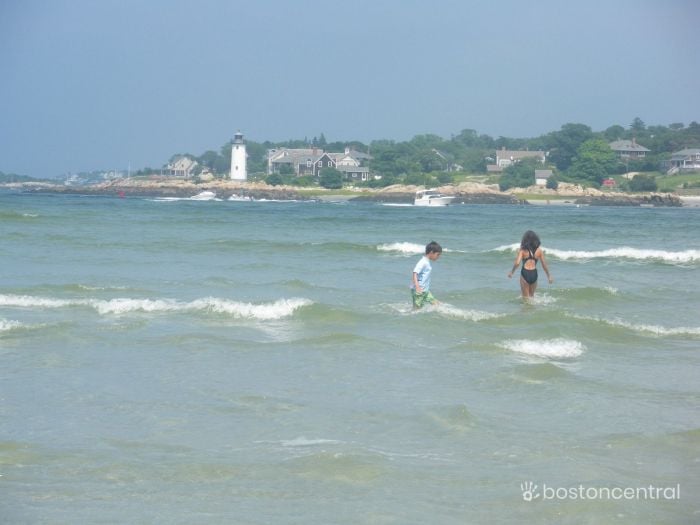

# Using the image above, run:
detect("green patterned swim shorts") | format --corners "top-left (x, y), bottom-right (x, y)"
top-left (412, 289), bottom-right (436, 309)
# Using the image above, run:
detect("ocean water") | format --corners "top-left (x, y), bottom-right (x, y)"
top-left (1, 190), bottom-right (698, 524)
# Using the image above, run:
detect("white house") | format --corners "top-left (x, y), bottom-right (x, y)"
top-left (667, 148), bottom-right (700, 173)
top-left (535, 169), bottom-right (553, 186)
top-left (488, 148), bottom-right (546, 172)
top-left (167, 157), bottom-right (198, 178)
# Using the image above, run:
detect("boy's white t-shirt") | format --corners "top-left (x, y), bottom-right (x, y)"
top-left (411, 256), bottom-right (432, 291)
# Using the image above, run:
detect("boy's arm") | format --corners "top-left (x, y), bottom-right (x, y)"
top-left (412, 272), bottom-right (422, 293)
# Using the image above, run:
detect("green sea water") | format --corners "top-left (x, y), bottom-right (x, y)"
top-left (1, 190), bottom-right (698, 523)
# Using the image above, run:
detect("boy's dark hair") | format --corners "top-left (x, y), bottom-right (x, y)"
top-left (425, 241), bottom-right (442, 254)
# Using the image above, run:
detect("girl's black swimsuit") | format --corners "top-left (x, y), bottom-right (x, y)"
top-left (521, 249), bottom-right (538, 284)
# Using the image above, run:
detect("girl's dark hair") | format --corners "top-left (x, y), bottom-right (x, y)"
top-left (520, 230), bottom-right (541, 252)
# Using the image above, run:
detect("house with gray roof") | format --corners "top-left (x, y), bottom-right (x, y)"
top-left (487, 147), bottom-right (546, 172)
top-left (267, 147), bottom-right (372, 179)
top-left (667, 148), bottom-right (700, 173)
top-left (166, 156), bottom-right (198, 178)
top-left (535, 169), bottom-right (553, 186)
top-left (609, 139), bottom-right (650, 159)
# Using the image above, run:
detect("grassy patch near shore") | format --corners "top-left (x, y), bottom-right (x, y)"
top-left (656, 172), bottom-right (700, 192)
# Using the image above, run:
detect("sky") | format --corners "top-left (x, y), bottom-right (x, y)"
top-left (1, 0), bottom-right (698, 178)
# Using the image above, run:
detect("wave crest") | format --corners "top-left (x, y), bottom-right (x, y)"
top-left (568, 313), bottom-right (700, 337)
top-left (490, 245), bottom-right (700, 264)
top-left (0, 318), bottom-right (24, 332)
top-left (377, 242), bottom-right (425, 255)
top-left (377, 242), bottom-right (463, 255)
top-left (435, 303), bottom-right (503, 321)
top-left (498, 338), bottom-right (585, 359)
top-left (547, 247), bottom-right (700, 264)
top-left (0, 294), bottom-right (312, 320)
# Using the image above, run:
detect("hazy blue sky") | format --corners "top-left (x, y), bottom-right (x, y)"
top-left (1, 0), bottom-right (698, 178)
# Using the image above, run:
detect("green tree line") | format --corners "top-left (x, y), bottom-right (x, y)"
top-left (163, 119), bottom-right (700, 189)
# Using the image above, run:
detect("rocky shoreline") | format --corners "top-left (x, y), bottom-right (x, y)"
top-left (2, 178), bottom-right (684, 206)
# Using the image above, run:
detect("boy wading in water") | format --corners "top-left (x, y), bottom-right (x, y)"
top-left (508, 230), bottom-right (553, 299)
top-left (411, 241), bottom-right (442, 308)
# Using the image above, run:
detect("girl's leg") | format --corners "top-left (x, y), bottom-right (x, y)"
top-left (519, 276), bottom-right (530, 298)
top-left (529, 281), bottom-right (538, 297)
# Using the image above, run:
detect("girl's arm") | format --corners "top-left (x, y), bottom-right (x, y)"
top-left (508, 250), bottom-right (523, 278)
top-left (538, 249), bottom-right (553, 283)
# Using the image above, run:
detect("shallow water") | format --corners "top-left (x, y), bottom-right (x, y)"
top-left (1, 191), bottom-right (698, 523)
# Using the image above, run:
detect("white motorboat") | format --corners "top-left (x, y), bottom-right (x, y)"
top-left (414, 189), bottom-right (455, 206)
top-left (190, 191), bottom-right (218, 200)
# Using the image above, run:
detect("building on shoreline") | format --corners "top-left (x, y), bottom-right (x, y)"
top-left (665, 148), bottom-right (700, 174)
top-left (609, 138), bottom-right (650, 159)
top-left (166, 156), bottom-right (198, 178)
top-left (535, 169), bottom-right (553, 186)
top-left (486, 147), bottom-right (546, 173)
top-left (267, 147), bottom-right (372, 181)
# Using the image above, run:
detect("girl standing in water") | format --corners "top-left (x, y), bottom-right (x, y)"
top-left (508, 230), bottom-right (553, 298)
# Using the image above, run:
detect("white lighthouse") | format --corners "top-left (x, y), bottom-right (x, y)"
top-left (230, 131), bottom-right (247, 180)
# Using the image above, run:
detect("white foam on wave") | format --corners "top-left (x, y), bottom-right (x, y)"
top-left (0, 295), bottom-right (73, 308)
top-left (435, 303), bottom-right (503, 321)
top-left (568, 313), bottom-right (700, 337)
top-left (382, 302), bottom-right (502, 321)
top-left (0, 318), bottom-right (24, 332)
top-left (0, 294), bottom-right (312, 320)
top-left (490, 245), bottom-right (700, 265)
top-left (491, 243), bottom-right (521, 253)
top-left (547, 247), bottom-right (700, 264)
top-left (498, 338), bottom-right (585, 359)
top-left (524, 293), bottom-right (557, 306)
top-left (280, 437), bottom-right (343, 447)
top-left (377, 242), bottom-right (463, 255)
top-left (377, 242), bottom-right (425, 255)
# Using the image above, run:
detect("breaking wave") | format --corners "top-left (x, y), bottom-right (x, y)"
top-left (546, 247), bottom-right (700, 264)
top-left (0, 318), bottom-right (25, 332)
top-left (498, 338), bottom-right (585, 359)
top-left (377, 242), bottom-right (429, 255)
top-left (376, 242), bottom-right (464, 255)
top-left (568, 313), bottom-right (700, 337)
top-left (434, 303), bottom-right (504, 321)
top-left (490, 243), bottom-right (700, 264)
top-left (0, 294), bottom-right (312, 320)
top-left (490, 244), bottom-right (700, 264)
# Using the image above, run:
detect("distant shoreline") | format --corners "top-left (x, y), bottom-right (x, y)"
top-left (1, 178), bottom-right (684, 207)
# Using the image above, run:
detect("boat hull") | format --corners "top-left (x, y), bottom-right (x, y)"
top-left (414, 196), bottom-right (455, 206)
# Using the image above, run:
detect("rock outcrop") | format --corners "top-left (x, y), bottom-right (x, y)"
top-left (6, 177), bottom-right (683, 206)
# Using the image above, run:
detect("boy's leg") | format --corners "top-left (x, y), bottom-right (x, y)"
top-left (412, 290), bottom-right (428, 308)
top-left (412, 290), bottom-right (436, 308)
top-left (411, 289), bottom-right (421, 308)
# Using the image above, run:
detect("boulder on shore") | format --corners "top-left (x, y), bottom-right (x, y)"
top-left (575, 193), bottom-right (682, 207)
